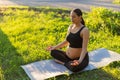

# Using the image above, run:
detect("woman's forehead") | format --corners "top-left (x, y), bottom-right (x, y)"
top-left (70, 11), bottom-right (77, 16)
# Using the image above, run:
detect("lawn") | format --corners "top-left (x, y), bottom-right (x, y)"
top-left (113, 0), bottom-right (120, 4)
top-left (0, 6), bottom-right (120, 80)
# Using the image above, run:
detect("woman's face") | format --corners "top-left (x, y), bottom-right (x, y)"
top-left (70, 11), bottom-right (81, 24)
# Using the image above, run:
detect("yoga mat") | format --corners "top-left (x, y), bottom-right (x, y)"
top-left (21, 48), bottom-right (120, 80)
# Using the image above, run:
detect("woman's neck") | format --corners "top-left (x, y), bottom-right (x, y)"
top-left (73, 23), bottom-right (83, 28)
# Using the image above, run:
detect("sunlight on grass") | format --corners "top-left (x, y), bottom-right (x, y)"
top-left (0, 7), bottom-right (120, 80)
top-left (103, 61), bottom-right (120, 80)
top-left (0, 67), bottom-right (4, 79)
top-left (113, 0), bottom-right (120, 4)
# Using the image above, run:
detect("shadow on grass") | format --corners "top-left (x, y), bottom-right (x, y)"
top-left (0, 29), bottom-right (30, 80)
top-left (47, 68), bottom-right (119, 80)
top-left (0, 6), bottom-right (71, 20)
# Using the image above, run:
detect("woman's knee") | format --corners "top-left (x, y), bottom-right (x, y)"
top-left (50, 50), bottom-right (58, 57)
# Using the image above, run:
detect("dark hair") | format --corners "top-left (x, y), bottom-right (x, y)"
top-left (73, 8), bottom-right (85, 25)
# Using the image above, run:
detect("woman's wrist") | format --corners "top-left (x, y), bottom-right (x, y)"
top-left (53, 46), bottom-right (57, 49)
top-left (78, 59), bottom-right (82, 63)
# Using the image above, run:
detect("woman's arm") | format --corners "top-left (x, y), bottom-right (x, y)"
top-left (53, 40), bottom-right (69, 49)
top-left (46, 40), bottom-right (68, 51)
top-left (71, 27), bottom-right (89, 66)
top-left (78, 27), bottom-right (89, 63)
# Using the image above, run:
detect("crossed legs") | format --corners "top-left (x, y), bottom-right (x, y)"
top-left (50, 50), bottom-right (89, 72)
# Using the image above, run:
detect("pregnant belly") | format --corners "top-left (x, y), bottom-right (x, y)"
top-left (66, 47), bottom-right (82, 59)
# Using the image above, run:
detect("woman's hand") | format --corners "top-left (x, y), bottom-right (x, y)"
top-left (46, 46), bottom-right (56, 51)
top-left (70, 60), bottom-right (80, 66)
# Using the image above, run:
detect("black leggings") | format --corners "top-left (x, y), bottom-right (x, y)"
top-left (51, 50), bottom-right (89, 72)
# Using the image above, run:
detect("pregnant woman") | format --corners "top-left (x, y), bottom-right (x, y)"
top-left (47, 8), bottom-right (89, 72)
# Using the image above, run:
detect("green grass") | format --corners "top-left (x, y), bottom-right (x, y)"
top-left (0, 7), bottom-right (120, 80)
top-left (113, 0), bottom-right (120, 4)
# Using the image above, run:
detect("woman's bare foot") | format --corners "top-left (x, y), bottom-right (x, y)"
top-left (54, 59), bottom-right (64, 65)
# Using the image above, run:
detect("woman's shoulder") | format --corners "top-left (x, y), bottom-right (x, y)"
top-left (69, 24), bottom-right (73, 28)
top-left (83, 26), bottom-right (89, 31)
top-left (82, 26), bottom-right (89, 35)
top-left (68, 24), bottom-right (73, 30)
